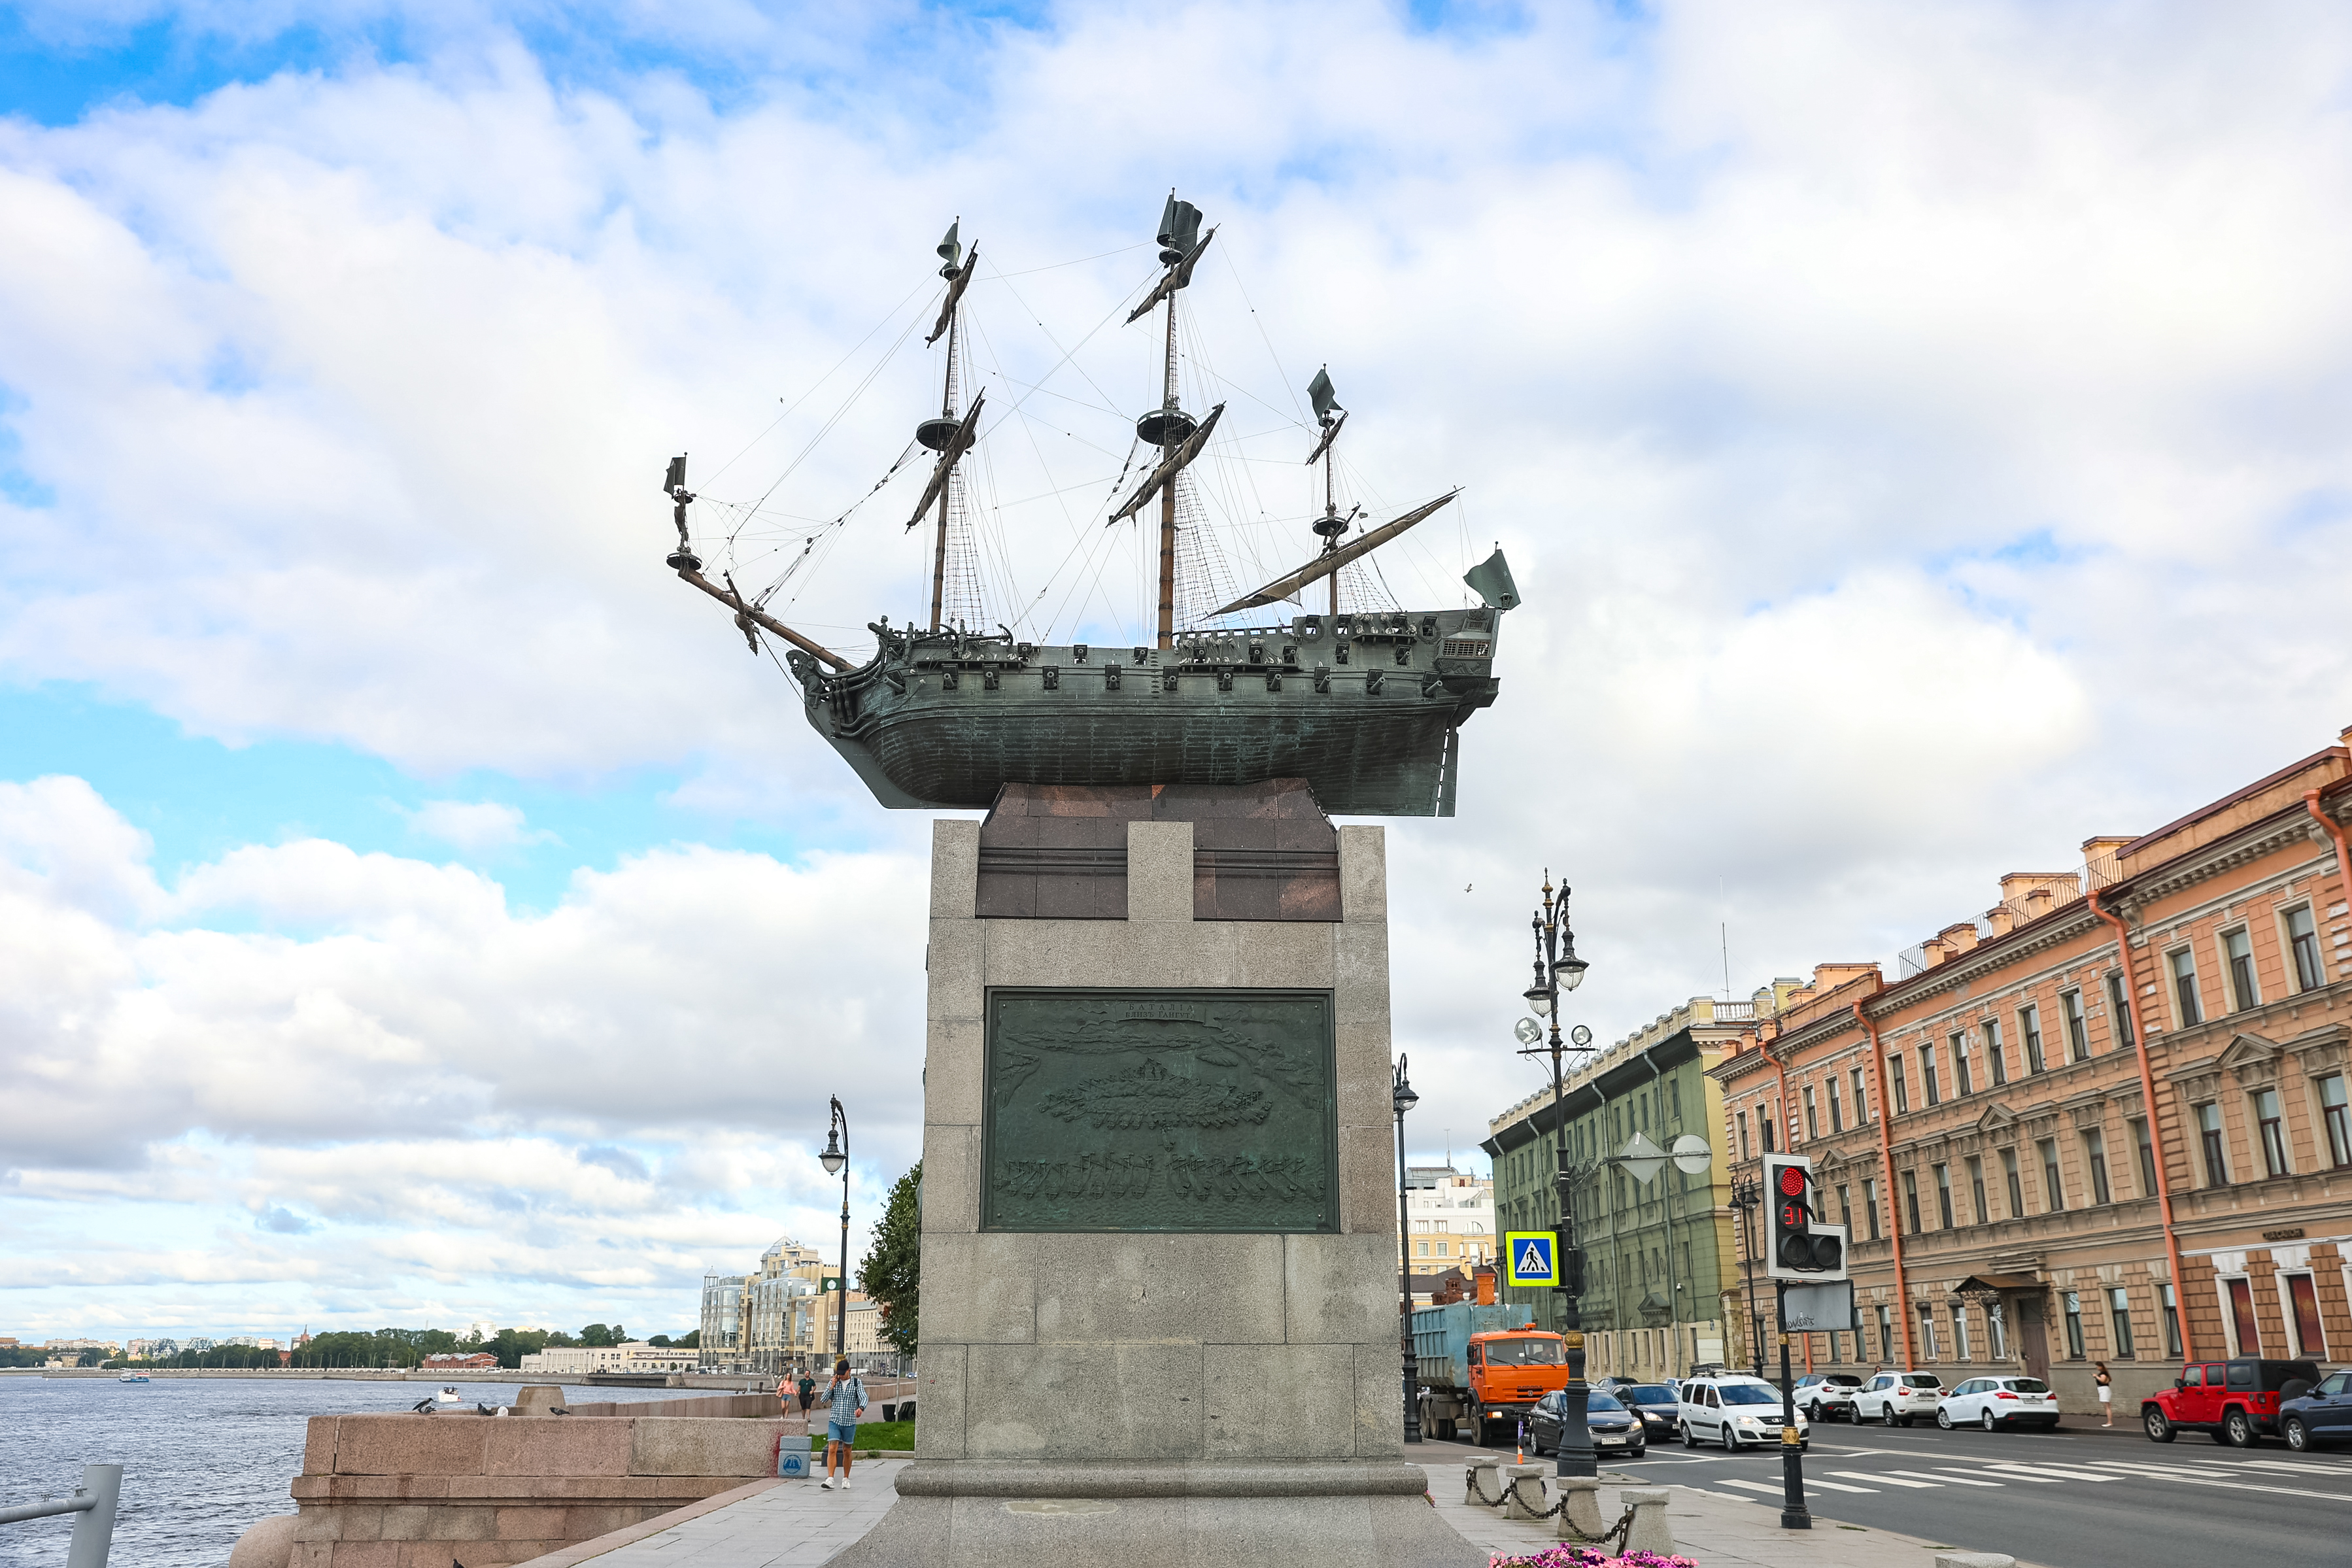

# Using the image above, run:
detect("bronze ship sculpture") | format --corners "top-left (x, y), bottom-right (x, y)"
top-left (662, 195), bottom-right (1517, 816)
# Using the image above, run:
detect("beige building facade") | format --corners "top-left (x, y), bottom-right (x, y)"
top-left (1712, 728), bottom-right (2352, 1412)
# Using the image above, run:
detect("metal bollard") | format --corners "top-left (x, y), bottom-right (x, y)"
top-left (1465, 1458), bottom-right (1502, 1506)
top-left (1501, 1464), bottom-right (1549, 1522)
top-left (1552, 1476), bottom-right (1605, 1541)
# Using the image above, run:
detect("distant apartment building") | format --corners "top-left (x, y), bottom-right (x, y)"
top-left (1712, 726), bottom-right (2352, 1412)
top-left (1486, 991), bottom-right (1777, 1381)
top-left (700, 1234), bottom-right (847, 1374)
top-left (421, 1352), bottom-right (501, 1371)
top-left (1401, 1165), bottom-right (1495, 1302)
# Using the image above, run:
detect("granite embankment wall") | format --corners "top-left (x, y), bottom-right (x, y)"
top-left (281, 1395), bottom-right (807, 1567)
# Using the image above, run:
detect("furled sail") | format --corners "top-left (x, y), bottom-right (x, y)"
top-left (1125, 226), bottom-right (1217, 324)
top-left (1108, 402), bottom-right (1225, 524)
top-left (927, 243), bottom-right (978, 345)
top-left (1208, 488), bottom-right (1461, 617)
top-left (905, 390), bottom-right (985, 529)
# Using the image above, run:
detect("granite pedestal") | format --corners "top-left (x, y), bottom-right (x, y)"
top-left (831, 782), bottom-right (1479, 1568)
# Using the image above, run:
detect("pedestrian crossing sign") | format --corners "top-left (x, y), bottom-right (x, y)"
top-left (1503, 1231), bottom-right (1558, 1287)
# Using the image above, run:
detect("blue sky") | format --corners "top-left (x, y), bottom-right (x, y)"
top-left (3, 0), bottom-right (2350, 1343)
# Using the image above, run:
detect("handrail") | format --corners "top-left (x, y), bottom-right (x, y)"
top-left (1, 1463), bottom-right (120, 1566)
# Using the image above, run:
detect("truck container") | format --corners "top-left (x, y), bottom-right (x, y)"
top-left (1411, 1302), bottom-right (1573, 1445)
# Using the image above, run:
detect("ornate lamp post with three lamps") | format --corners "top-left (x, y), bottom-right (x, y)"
top-left (1393, 1055), bottom-right (1422, 1443)
top-left (1515, 872), bottom-right (1595, 1479)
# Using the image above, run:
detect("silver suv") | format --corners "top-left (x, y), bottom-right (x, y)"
top-left (1853, 1372), bottom-right (1943, 1427)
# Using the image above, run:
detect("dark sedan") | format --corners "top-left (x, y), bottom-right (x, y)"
top-left (1527, 1388), bottom-right (1646, 1459)
top-left (2281, 1368), bottom-right (2352, 1452)
top-left (1612, 1383), bottom-right (1680, 1442)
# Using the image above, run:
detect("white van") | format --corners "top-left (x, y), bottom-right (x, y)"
top-left (1676, 1376), bottom-right (1811, 1451)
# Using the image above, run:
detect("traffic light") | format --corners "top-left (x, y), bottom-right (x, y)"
top-left (1763, 1154), bottom-right (1848, 1281)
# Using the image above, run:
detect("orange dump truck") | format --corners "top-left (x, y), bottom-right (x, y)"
top-left (1410, 1303), bottom-right (1574, 1445)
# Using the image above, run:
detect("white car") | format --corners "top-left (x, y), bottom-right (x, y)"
top-left (1937, 1375), bottom-right (2060, 1432)
top-left (1853, 1371), bottom-right (1944, 1427)
top-left (1794, 1372), bottom-right (1864, 1423)
top-left (1677, 1376), bottom-right (1811, 1452)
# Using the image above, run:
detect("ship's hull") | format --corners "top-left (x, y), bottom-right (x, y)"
top-left (787, 608), bottom-right (1503, 816)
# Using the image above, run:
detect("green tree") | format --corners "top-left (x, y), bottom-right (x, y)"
top-left (857, 1161), bottom-right (921, 1358)
top-left (579, 1323), bottom-right (628, 1346)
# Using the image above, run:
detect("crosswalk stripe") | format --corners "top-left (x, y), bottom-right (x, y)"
top-left (2081, 1467), bottom-right (2352, 1503)
top-left (1800, 1478), bottom-right (1883, 1494)
top-left (1830, 1470), bottom-right (1935, 1488)
top-left (1982, 1463), bottom-right (2121, 1482)
top-left (1966, 1466), bottom-right (2067, 1482)
top-left (1720, 1476), bottom-right (1879, 1497)
top-left (1892, 1470), bottom-right (2001, 1486)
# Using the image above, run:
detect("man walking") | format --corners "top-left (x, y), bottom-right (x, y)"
top-left (797, 1369), bottom-right (817, 1414)
top-left (819, 1357), bottom-right (866, 1490)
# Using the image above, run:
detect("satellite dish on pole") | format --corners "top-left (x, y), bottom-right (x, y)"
top-left (1513, 1017), bottom-right (1542, 1045)
top-left (1618, 1132), bottom-right (1667, 1185)
top-left (1670, 1134), bottom-right (1713, 1176)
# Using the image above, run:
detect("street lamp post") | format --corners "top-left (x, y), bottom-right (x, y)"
top-left (1393, 1056), bottom-right (1423, 1443)
top-left (819, 1098), bottom-right (850, 1367)
top-left (1730, 1178), bottom-right (1764, 1377)
top-left (1516, 872), bottom-right (1594, 1480)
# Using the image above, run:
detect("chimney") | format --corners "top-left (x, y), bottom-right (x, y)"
top-left (1984, 904), bottom-right (2015, 937)
top-left (1920, 937), bottom-right (1949, 968)
top-left (2081, 835), bottom-right (2133, 883)
top-left (1939, 921), bottom-right (1981, 956)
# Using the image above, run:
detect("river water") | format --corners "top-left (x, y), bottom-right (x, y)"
top-left (0, 1376), bottom-right (693, 1567)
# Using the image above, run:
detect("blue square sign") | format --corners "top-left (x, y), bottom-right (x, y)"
top-left (1503, 1231), bottom-right (1557, 1287)
top-left (777, 1448), bottom-right (810, 1478)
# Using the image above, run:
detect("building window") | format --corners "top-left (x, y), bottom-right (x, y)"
top-left (2064, 1291), bottom-right (2086, 1359)
top-left (2197, 1102), bottom-right (2228, 1186)
top-left (1828, 1078), bottom-right (1844, 1133)
top-left (1837, 1183), bottom-right (1852, 1228)
top-left (1762, 1112), bottom-right (1775, 1153)
top-left (2223, 927), bottom-right (2259, 1012)
top-left (2286, 905), bottom-right (2325, 993)
top-left (1803, 1085), bottom-right (1819, 1142)
top-left (2254, 1088), bottom-right (2289, 1178)
top-left (1738, 1110), bottom-right (1750, 1161)
top-left (1922, 1044), bottom-right (1941, 1106)
top-left (1952, 1305), bottom-right (1971, 1361)
top-left (1953, 1031), bottom-right (1973, 1096)
top-left (1985, 1017), bottom-right (2007, 1085)
top-left (2085, 1129), bottom-right (2111, 1205)
top-left (2320, 1075), bottom-right (2349, 1169)
top-left (1989, 1301), bottom-right (2010, 1359)
top-left (2062, 990), bottom-right (2090, 1062)
top-left (1864, 1177), bottom-right (1882, 1239)
top-left (2131, 1117), bottom-right (2158, 1198)
top-left (1968, 1156), bottom-right (1988, 1224)
top-left (1876, 1304), bottom-right (1894, 1361)
top-left (1903, 1169), bottom-right (1922, 1233)
top-left (1890, 1054), bottom-right (1910, 1114)
top-left (2161, 1283), bottom-right (2182, 1357)
top-left (2288, 1274), bottom-right (2325, 1357)
top-left (2105, 972), bottom-right (2135, 1050)
top-left (2170, 947), bottom-right (2202, 1027)
top-left (1917, 1302), bottom-right (1939, 1360)
top-left (2002, 1147), bottom-right (2023, 1217)
top-left (2228, 1278), bottom-right (2260, 1354)
top-left (1415, 1240), bottom-right (1429, 1256)
top-left (1852, 1066), bottom-right (1869, 1123)
top-left (2020, 1005), bottom-right (2045, 1074)
top-left (1934, 1163), bottom-right (1954, 1228)
top-left (2039, 1138), bottom-right (2064, 1212)
top-left (2107, 1287), bottom-right (2136, 1359)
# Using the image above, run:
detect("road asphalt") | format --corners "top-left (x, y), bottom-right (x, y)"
top-left (1446, 1414), bottom-right (2352, 1568)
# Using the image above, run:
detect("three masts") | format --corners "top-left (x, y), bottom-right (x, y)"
top-left (661, 192), bottom-right (1518, 817)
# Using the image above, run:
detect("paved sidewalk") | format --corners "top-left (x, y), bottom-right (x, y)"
top-left (545, 1461), bottom-right (907, 1567)
top-left (1420, 1462), bottom-right (2051, 1567)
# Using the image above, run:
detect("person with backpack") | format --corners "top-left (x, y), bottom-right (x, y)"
top-left (819, 1358), bottom-right (866, 1490)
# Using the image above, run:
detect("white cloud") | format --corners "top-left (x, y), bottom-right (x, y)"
top-left (401, 798), bottom-right (556, 853)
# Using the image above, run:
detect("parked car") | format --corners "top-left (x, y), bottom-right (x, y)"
top-left (2143, 1357), bottom-right (2324, 1446)
top-left (1852, 1372), bottom-right (1943, 1427)
top-left (1614, 1382), bottom-right (1682, 1442)
top-left (2279, 1369), bottom-right (2352, 1453)
top-left (1527, 1388), bottom-right (1646, 1459)
top-left (1677, 1376), bottom-right (1810, 1451)
top-left (1937, 1376), bottom-right (2059, 1431)
top-left (1794, 1372), bottom-right (1864, 1423)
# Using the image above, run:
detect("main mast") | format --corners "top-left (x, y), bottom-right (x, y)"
top-left (1114, 192), bottom-right (1220, 649)
top-left (1305, 366), bottom-right (1352, 618)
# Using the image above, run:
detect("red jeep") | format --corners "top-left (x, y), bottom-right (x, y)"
top-left (2143, 1357), bottom-right (2323, 1446)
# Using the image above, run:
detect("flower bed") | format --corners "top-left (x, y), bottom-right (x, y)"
top-left (1489, 1548), bottom-right (1697, 1568)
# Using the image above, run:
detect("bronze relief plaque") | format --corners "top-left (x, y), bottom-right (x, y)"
top-left (982, 987), bottom-right (1338, 1233)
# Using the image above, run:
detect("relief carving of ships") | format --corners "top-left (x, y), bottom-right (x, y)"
top-left (660, 193), bottom-right (1517, 817)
